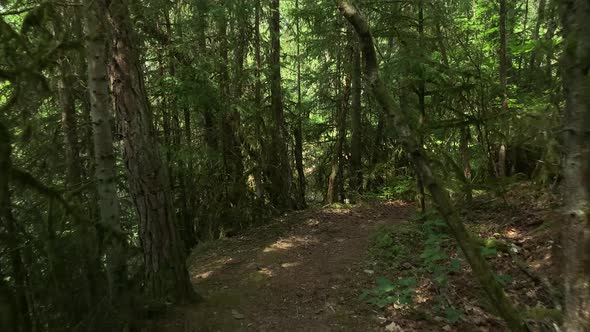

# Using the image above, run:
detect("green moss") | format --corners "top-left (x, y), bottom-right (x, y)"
top-left (523, 307), bottom-right (562, 323)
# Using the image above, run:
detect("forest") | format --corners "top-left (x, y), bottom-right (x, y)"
top-left (0, 0), bottom-right (589, 330)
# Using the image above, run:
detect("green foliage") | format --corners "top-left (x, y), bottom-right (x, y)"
top-left (365, 214), bottom-right (468, 324)
top-left (376, 176), bottom-right (415, 201)
top-left (361, 277), bottom-right (418, 308)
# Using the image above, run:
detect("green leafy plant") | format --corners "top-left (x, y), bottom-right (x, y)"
top-left (361, 277), bottom-right (418, 308)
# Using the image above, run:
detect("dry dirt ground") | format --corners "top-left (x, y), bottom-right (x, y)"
top-left (156, 201), bottom-right (412, 331)
top-left (155, 186), bottom-right (561, 332)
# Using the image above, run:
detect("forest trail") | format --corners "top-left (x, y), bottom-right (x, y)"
top-left (158, 201), bottom-right (412, 331)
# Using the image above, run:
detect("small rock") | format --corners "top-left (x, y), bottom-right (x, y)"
top-left (385, 321), bottom-right (403, 332)
top-left (363, 269), bottom-right (375, 275)
top-left (231, 309), bottom-right (245, 320)
top-left (401, 262), bottom-right (413, 270)
top-left (442, 325), bottom-right (451, 331)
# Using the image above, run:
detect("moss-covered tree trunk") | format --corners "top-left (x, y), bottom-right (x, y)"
top-left (337, 2), bottom-right (528, 331)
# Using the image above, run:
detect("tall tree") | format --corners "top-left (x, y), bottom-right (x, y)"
top-left (268, 0), bottom-right (292, 210)
top-left (559, 0), bottom-right (590, 329)
top-left (84, 0), bottom-right (126, 301)
top-left (350, 33), bottom-right (362, 194)
top-left (107, 0), bottom-right (195, 302)
top-left (294, 0), bottom-right (307, 208)
top-left (327, 48), bottom-right (351, 205)
top-left (498, 0), bottom-right (509, 178)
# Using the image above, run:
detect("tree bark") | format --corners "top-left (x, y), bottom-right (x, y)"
top-left (57, 59), bottom-right (82, 189)
top-left (294, 0), bottom-right (306, 209)
top-left (460, 126), bottom-right (472, 203)
top-left (498, 0), bottom-right (509, 178)
top-left (84, 0), bottom-right (127, 302)
top-left (528, 0), bottom-right (546, 76)
top-left (416, 0), bottom-right (426, 212)
top-left (107, 0), bottom-right (195, 302)
top-left (268, 0), bottom-right (292, 210)
top-left (327, 49), bottom-right (351, 205)
top-left (350, 32), bottom-right (363, 194)
top-left (559, 0), bottom-right (590, 329)
top-left (338, 2), bottom-right (528, 331)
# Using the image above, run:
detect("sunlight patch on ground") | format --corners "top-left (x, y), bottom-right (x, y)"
top-left (280, 262), bottom-right (301, 268)
top-left (196, 270), bottom-right (214, 279)
top-left (263, 235), bottom-right (318, 253)
top-left (191, 256), bottom-right (235, 281)
top-left (324, 208), bottom-right (352, 215)
top-left (383, 200), bottom-right (410, 207)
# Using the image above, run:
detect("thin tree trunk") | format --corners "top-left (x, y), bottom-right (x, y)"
top-left (327, 53), bottom-right (351, 205)
top-left (460, 126), bottom-right (472, 203)
top-left (57, 59), bottom-right (82, 189)
top-left (528, 0), bottom-right (546, 76)
top-left (416, 0), bottom-right (426, 212)
top-left (268, 0), bottom-right (292, 210)
top-left (350, 32), bottom-right (363, 195)
top-left (338, 3), bottom-right (528, 331)
top-left (559, 0), bottom-right (590, 329)
top-left (84, 0), bottom-right (127, 302)
top-left (498, 0), bottom-right (509, 178)
top-left (294, 0), bottom-right (306, 209)
top-left (195, 0), bottom-right (217, 151)
top-left (107, 0), bottom-right (195, 302)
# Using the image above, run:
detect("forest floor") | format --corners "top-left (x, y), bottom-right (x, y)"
top-left (155, 184), bottom-right (562, 332)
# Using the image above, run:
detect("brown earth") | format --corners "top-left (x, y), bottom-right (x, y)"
top-left (155, 201), bottom-right (412, 331)
top-left (154, 185), bottom-right (561, 332)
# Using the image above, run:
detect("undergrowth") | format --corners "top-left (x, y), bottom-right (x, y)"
top-left (362, 212), bottom-right (514, 325)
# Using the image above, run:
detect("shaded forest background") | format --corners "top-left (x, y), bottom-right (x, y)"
top-left (0, 0), bottom-right (588, 331)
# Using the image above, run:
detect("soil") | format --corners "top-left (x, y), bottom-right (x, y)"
top-left (154, 184), bottom-right (561, 332)
top-left (155, 201), bottom-right (412, 331)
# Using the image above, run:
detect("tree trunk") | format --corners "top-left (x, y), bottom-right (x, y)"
top-left (57, 59), bottom-right (82, 189)
top-left (84, 0), bottom-right (127, 302)
top-left (268, 0), bottom-right (292, 210)
top-left (498, 0), bottom-right (509, 178)
top-left (107, 0), bottom-right (195, 303)
top-left (350, 33), bottom-right (363, 195)
top-left (416, 0), bottom-right (426, 212)
top-left (460, 126), bottom-right (472, 203)
top-left (195, 0), bottom-right (217, 151)
top-left (338, 2), bottom-right (528, 331)
top-left (528, 0), bottom-right (546, 77)
top-left (294, 0), bottom-right (306, 209)
top-left (0, 122), bottom-right (32, 332)
top-left (559, 0), bottom-right (590, 329)
top-left (327, 53), bottom-right (351, 205)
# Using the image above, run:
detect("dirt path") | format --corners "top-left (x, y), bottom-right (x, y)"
top-left (158, 201), bottom-right (411, 331)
